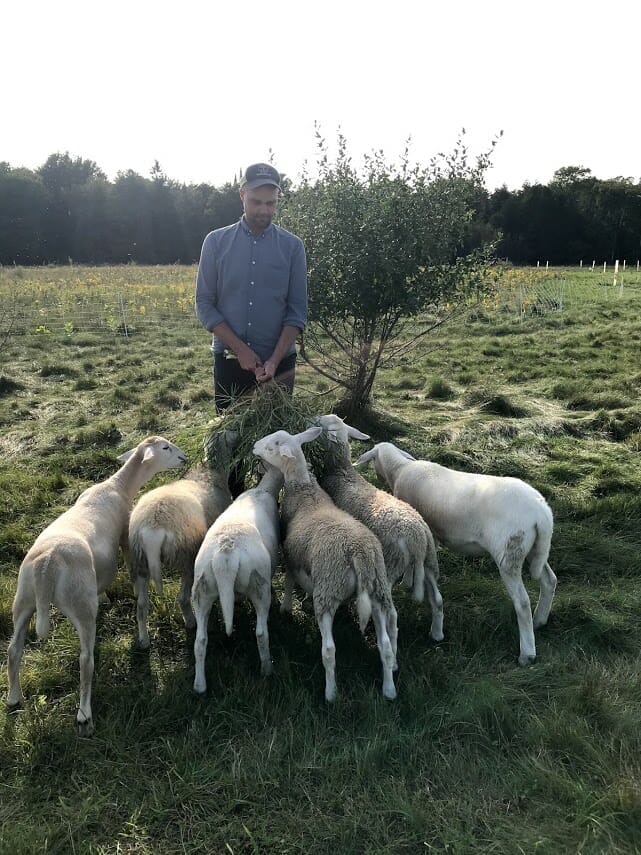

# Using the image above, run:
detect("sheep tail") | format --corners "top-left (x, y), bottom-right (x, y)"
top-left (34, 553), bottom-right (56, 639)
top-left (132, 528), bottom-right (165, 594)
top-left (356, 590), bottom-right (372, 634)
top-left (528, 520), bottom-right (553, 580)
top-left (215, 538), bottom-right (239, 636)
top-left (351, 554), bottom-right (373, 632)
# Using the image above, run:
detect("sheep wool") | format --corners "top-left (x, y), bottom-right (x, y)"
top-left (358, 441), bottom-right (557, 666)
top-left (7, 435), bottom-right (188, 736)
top-left (191, 464), bottom-right (283, 693)
top-left (253, 427), bottom-right (398, 703)
top-left (127, 434), bottom-right (234, 649)
top-left (316, 414), bottom-right (444, 643)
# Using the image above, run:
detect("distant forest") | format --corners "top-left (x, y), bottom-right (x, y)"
top-left (1, 155), bottom-right (640, 266)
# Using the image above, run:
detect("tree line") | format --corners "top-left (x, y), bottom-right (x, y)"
top-left (1, 154), bottom-right (640, 267)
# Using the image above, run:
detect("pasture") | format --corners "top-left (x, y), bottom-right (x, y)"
top-left (1, 264), bottom-right (641, 854)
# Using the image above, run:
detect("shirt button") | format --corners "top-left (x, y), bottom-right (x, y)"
top-left (249, 302), bottom-right (253, 306)
top-left (248, 322), bottom-right (252, 326)
top-left (250, 281), bottom-right (254, 285)
top-left (252, 261), bottom-right (256, 265)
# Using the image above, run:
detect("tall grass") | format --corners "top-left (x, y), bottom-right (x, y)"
top-left (1, 266), bottom-right (641, 853)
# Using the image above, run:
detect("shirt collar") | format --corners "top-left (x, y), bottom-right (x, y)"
top-left (240, 216), bottom-right (274, 239)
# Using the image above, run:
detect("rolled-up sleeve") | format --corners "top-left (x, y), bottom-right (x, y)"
top-left (283, 237), bottom-right (308, 331)
top-left (195, 232), bottom-right (226, 332)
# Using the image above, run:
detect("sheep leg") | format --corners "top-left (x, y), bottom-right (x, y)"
top-left (317, 609), bottom-right (338, 703)
top-left (134, 575), bottom-right (151, 649)
top-left (387, 603), bottom-right (399, 672)
top-left (192, 578), bottom-right (217, 694)
top-left (498, 558), bottom-right (536, 666)
top-left (178, 570), bottom-right (196, 630)
top-left (371, 601), bottom-right (397, 700)
top-left (424, 567), bottom-right (445, 642)
top-left (249, 587), bottom-right (273, 676)
top-left (6, 595), bottom-right (34, 708)
top-left (532, 562), bottom-right (557, 629)
top-left (64, 597), bottom-right (98, 737)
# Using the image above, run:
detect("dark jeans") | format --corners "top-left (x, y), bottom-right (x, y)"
top-left (213, 351), bottom-right (297, 496)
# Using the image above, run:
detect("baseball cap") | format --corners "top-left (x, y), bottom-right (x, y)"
top-left (240, 163), bottom-right (281, 191)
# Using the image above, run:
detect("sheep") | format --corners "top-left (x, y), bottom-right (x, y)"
top-left (357, 442), bottom-right (557, 666)
top-left (191, 463), bottom-right (283, 694)
top-left (6, 435), bottom-right (188, 736)
top-left (253, 427), bottom-right (398, 702)
top-left (315, 414), bottom-right (444, 643)
top-left (127, 429), bottom-right (236, 648)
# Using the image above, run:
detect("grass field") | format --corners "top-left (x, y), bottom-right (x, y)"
top-left (1, 265), bottom-right (641, 854)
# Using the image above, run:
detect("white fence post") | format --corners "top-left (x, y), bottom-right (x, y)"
top-left (119, 293), bottom-right (129, 337)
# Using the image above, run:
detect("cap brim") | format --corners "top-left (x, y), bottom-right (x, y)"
top-left (243, 178), bottom-right (281, 190)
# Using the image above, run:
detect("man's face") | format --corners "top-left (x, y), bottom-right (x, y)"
top-left (240, 185), bottom-right (279, 233)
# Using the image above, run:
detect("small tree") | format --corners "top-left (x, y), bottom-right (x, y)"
top-left (280, 130), bottom-right (498, 416)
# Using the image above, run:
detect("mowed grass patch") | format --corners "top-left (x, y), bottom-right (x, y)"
top-left (1, 265), bottom-right (641, 852)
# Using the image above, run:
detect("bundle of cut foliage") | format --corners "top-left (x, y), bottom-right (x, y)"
top-left (204, 383), bottom-right (333, 488)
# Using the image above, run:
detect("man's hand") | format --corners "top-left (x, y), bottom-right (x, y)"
top-left (256, 358), bottom-right (278, 383)
top-left (236, 345), bottom-right (263, 373)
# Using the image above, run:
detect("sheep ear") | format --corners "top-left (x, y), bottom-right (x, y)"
top-left (399, 449), bottom-right (416, 460)
top-left (355, 449), bottom-right (376, 466)
top-left (346, 425), bottom-right (370, 441)
top-left (116, 448), bottom-right (135, 463)
top-left (142, 447), bottom-right (155, 462)
top-left (296, 426), bottom-right (322, 445)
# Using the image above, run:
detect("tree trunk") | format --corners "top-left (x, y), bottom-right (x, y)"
top-left (334, 364), bottom-right (377, 421)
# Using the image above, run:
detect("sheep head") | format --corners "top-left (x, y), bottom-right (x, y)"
top-left (117, 435), bottom-right (188, 471)
top-left (253, 427), bottom-right (322, 474)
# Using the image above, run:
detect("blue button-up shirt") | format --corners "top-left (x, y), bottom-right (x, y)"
top-left (195, 218), bottom-right (308, 362)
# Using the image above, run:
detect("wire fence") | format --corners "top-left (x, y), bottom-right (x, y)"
top-left (493, 269), bottom-right (641, 321)
top-left (2, 265), bottom-right (641, 346)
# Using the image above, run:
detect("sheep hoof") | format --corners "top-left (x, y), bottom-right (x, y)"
top-left (77, 716), bottom-right (95, 738)
top-left (261, 662), bottom-right (273, 677)
top-left (193, 681), bottom-right (206, 695)
top-left (533, 615), bottom-right (548, 630)
top-left (7, 698), bottom-right (23, 713)
top-left (383, 685), bottom-right (397, 701)
top-left (137, 637), bottom-right (150, 651)
top-left (183, 614), bottom-right (196, 630)
top-left (518, 653), bottom-right (536, 667)
top-left (431, 630), bottom-right (445, 643)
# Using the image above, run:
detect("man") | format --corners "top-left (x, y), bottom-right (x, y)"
top-left (195, 162), bottom-right (308, 412)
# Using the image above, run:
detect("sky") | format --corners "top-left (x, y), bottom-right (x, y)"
top-left (3, 0), bottom-right (640, 192)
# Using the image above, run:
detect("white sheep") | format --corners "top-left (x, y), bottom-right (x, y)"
top-left (191, 464), bottom-right (283, 694)
top-left (6, 435), bottom-right (187, 735)
top-left (127, 429), bottom-right (236, 648)
top-left (253, 427), bottom-right (398, 702)
top-left (357, 442), bottom-right (557, 666)
top-left (315, 414), bottom-right (444, 643)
